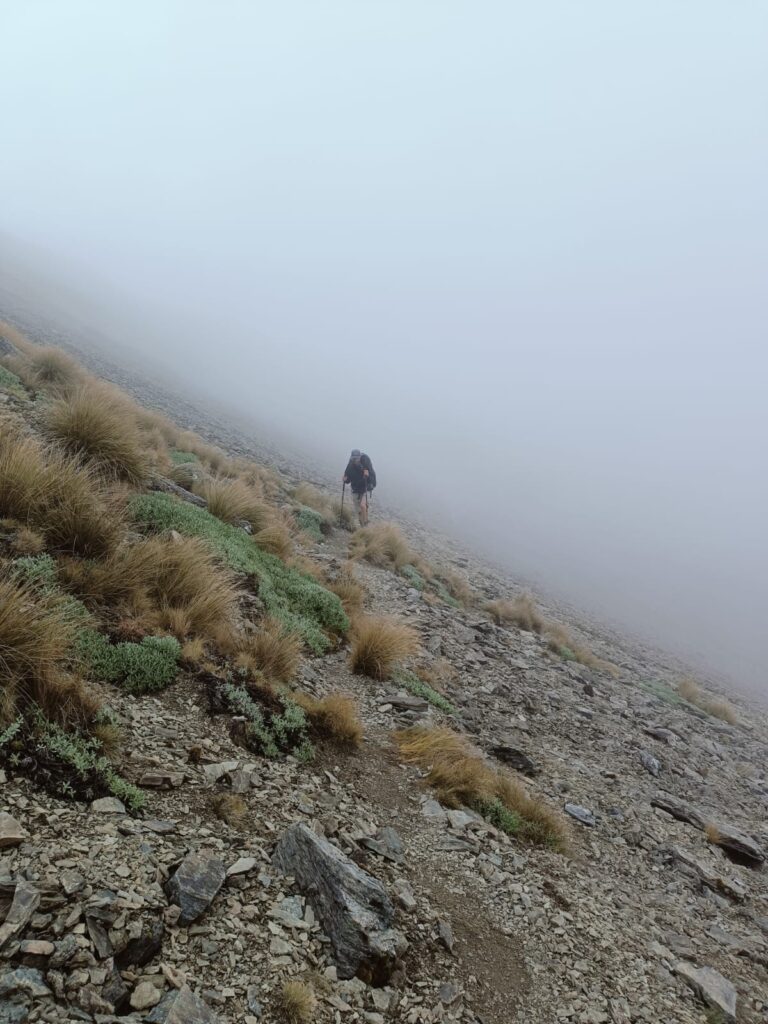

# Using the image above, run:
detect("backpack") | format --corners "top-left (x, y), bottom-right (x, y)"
top-left (360, 453), bottom-right (376, 491)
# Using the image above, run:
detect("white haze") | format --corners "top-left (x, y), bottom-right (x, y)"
top-left (1, 2), bottom-right (766, 691)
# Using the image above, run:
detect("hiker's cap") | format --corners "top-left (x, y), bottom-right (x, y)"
top-left (350, 449), bottom-right (361, 457)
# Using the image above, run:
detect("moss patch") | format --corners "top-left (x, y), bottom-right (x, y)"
top-left (400, 565), bottom-right (426, 591)
top-left (130, 493), bottom-right (348, 652)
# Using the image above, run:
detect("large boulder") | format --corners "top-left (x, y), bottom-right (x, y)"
top-left (676, 962), bottom-right (737, 1021)
top-left (146, 985), bottom-right (219, 1023)
top-left (272, 822), bottom-right (407, 982)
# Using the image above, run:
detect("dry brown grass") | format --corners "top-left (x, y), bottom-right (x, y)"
top-left (254, 523), bottom-right (293, 561)
top-left (677, 677), bottom-right (738, 724)
top-left (279, 980), bottom-right (316, 1024)
top-left (327, 570), bottom-right (366, 614)
top-left (349, 614), bottom-right (419, 680)
top-left (233, 619), bottom-right (301, 683)
top-left (436, 568), bottom-right (475, 607)
top-left (198, 477), bottom-right (270, 531)
top-left (705, 823), bottom-right (723, 844)
top-left (349, 522), bottom-right (419, 571)
top-left (0, 575), bottom-right (99, 728)
top-left (69, 536), bottom-right (239, 638)
top-left (181, 637), bottom-right (207, 664)
top-left (0, 320), bottom-right (35, 356)
top-left (11, 527), bottom-right (46, 555)
top-left (545, 622), bottom-right (619, 676)
top-left (47, 385), bottom-right (147, 484)
top-left (417, 657), bottom-right (458, 688)
top-left (21, 346), bottom-right (83, 393)
top-left (294, 482), bottom-right (333, 519)
top-left (211, 793), bottom-right (247, 827)
top-left (288, 555), bottom-right (326, 581)
top-left (0, 430), bottom-right (119, 557)
top-left (294, 692), bottom-right (363, 747)
top-left (396, 726), bottom-right (568, 849)
top-left (486, 594), bottom-right (545, 633)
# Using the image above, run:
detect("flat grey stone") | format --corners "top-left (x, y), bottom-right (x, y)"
top-left (164, 851), bottom-right (226, 925)
top-left (0, 880), bottom-right (40, 950)
top-left (564, 803), bottom-right (596, 827)
top-left (146, 984), bottom-right (219, 1023)
top-left (0, 813), bottom-right (27, 849)
top-left (91, 797), bottom-right (126, 814)
top-left (676, 962), bottom-right (737, 1020)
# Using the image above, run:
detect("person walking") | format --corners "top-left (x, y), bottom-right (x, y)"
top-left (343, 449), bottom-right (376, 526)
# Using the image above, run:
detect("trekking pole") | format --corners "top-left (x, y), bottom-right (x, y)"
top-left (340, 481), bottom-right (346, 526)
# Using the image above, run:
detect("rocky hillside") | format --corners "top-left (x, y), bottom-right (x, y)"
top-left (0, 317), bottom-right (766, 1024)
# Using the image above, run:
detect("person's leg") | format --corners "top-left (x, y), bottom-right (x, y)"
top-left (360, 490), bottom-right (369, 526)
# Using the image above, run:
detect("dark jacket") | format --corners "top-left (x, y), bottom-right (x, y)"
top-left (344, 453), bottom-right (375, 494)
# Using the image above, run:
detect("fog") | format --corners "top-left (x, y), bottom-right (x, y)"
top-left (1, 2), bottom-right (767, 691)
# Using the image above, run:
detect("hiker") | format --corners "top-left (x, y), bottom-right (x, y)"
top-left (343, 449), bottom-right (376, 526)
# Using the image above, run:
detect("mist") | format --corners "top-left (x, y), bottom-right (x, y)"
top-left (1, 2), bottom-right (766, 691)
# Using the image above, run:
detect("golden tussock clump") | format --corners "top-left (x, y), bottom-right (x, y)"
top-left (181, 637), bottom-right (207, 664)
top-left (68, 535), bottom-right (239, 639)
top-left (349, 522), bottom-right (420, 571)
top-left (327, 570), bottom-right (366, 614)
top-left (417, 657), bottom-right (458, 688)
top-left (288, 555), bottom-right (326, 581)
top-left (47, 385), bottom-right (148, 484)
top-left (11, 527), bottom-right (46, 555)
top-left (349, 614), bottom-right (419, 680)
top-left (198, 477), bottom-right (270, 532)
top-left (279, 979), bottom-right (316, 1024)
top-left (0, 319), bottom-right (35, 357)
top-left (211, 793), bottom-right (247, 827)
top-left (294, 482), bottom-right (334, 520)
top-left (0, 575), bottom-right (99, 729)
top-left (0, 430), bottom-right (119, 557)
top-left (396, 726), bottom-right (568, 850)
top-left (486, 594), bottom-right (544, 633)
top-left (232, 619), bottom-right (301, 683)
top-left (435, 567), bottom-right (475, 607)
top-left (294, 692), bottom-right (363, 747)
top-left (254, 523), bottom-right (294, 561)
top-left (678, 677), bottom-right (738, 724)
top-left (704, 823), bottom-right (723, 844)
top-left (21, 345), bottom-right (83, 393)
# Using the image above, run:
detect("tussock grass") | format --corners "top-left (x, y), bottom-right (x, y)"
top-left (349, 614), bottom-right (419, 680)
top-left (130, 493), bottom-right (348, 651)
top-left (349, 522), bottom-right (419, 571)
top-left (487, 593), bottom-right (617, 675)
top-left (705, 823), bottom-right (723, 844)
top-left (486, 595), bottom-right (544, 633)
top-left (677, 677), bottom-right (738, 724)
top-left (435, 567), bottom-right (475, 607)
top-left (0, 319), bottom-right (35, 356)
top-left (211, 792), bottom-right (247, 827)
top-left (0, 575), bottom-right (98, 728)
top-left (68, 536), bottom-right (240, 639)
top-left (294, 482), bottom-right (334, 520)
top-left (396, 726), bottom-right (568, 849)
top-left (0, 430), bottom-right (118, 556)
top-left (232, 619), bottom-right (301, 683)
top-left (294, 692), bottom-right (363, 747)
top-left (327, 569), bottom-right (366, 614)
top-left (22, 346), bottom-right (83, 392)
top-left (181, 637), bottom-right (207, 664)
top-left (47, 385), bottom-right (148, 484)
top-left (254, 523), bottom-right (293, 561)
top-left (279, 980), bottom-right (316, 1024)
top-left (198, 477), bottom-right (270, 532)
top-left (11, 527), bottom-right (46, 555)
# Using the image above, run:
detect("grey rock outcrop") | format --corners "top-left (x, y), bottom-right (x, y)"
top-left (272, 822), bottom-right (406, 982)
top-left (676, 962), bottom-right (737, 1020)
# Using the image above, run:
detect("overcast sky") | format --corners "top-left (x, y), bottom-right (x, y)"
top-left (1, 2), bottom-right (766, 690)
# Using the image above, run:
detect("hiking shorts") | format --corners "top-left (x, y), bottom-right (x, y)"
top-left (352, 491), bottom-right (368, 510)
